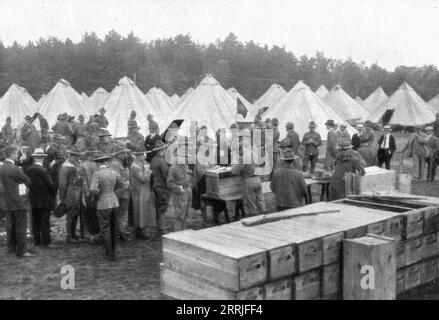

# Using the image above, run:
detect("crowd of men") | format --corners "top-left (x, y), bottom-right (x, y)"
top-left (1, 108), bottom-right (439, 262)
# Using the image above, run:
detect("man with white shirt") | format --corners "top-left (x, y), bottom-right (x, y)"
top-left (377, 125), bottom-right (396, 169)
top-left (0, 146), bottom-right (33, 257)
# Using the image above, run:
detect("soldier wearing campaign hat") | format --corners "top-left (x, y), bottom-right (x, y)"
top-left (301, 121), bottom-right (322, 173)
top-left (127, 125), bottom-right (145, 151)
top-left (324, 119), bottom-right (338, 171)
top-left (97, 129), bottom-right (114, 155)
top-left (95, 107), bottom-right (109, 129)
top-left (58, 145), bottom-right (85, 244)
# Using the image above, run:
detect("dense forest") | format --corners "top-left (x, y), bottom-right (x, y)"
top-left (1, 31), bottom-right (439, 102)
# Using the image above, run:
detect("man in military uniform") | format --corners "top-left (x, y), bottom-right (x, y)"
top-left (110, 142), bottom-right (131, 241)
top-left (150, 140), bottom-right (169, 234)
top-left (147, 114), bottom-right (158, 133)
top-left (127, 125), bottom-right (145, 151)
top-left (301, 121), bottom-right (322, 173)
top-left (329, 140), bottom-right (366, 201)
top-left (20, 115), bottom-right (40, 153)
top-left (127, 111), bottom-right (137, 131)
top-left (44, 134), bottom-right (67, 192)
top-left (80, 149), bottom-right (99, 238)
top-left (90, 152), bottom-right (126, 261)
top-left (96, 107), bottom-right (109, 129)
top-left (358, 120), bottom-right (377, 167)
top-left (72, 114), bottom-right (88, 146)
top-left (97, 129), bottom-right (114, 155)
top-left (1, 117), bottom-right (14, 146)
top-left (38, 113), bottom-right (50, 147)
top-left (283, 122), bottom-right (301, 156)
top-left (76, 123), bottom-right (99, 153)
top-left (271, 118), bottom-right (281, 169)
top-left (339, 123), bottom-right (351, 142)
top-left (144, 122), bottom-right (161, 163)
top-left (59, 146), bottom-right (84, 244)
top-left (324, 119), bottom-right (338, 171)
top-left (167, 147), bottom-right (192, 232)
top-left (52, 113), bottom-right (73, 141)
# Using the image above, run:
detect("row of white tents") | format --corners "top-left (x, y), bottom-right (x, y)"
top-left (1, 75), bottom-right (439, 140)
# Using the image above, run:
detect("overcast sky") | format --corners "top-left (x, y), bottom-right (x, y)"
top-left (1, 0), bottom-right (438, 71)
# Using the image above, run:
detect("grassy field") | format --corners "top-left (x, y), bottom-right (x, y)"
top-left (0, 132), bottom-right (438, 300)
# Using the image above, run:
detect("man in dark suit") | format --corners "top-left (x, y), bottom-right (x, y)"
top-left (25, 148), bottom-right (56, 247)
top-left (44, 134), bottom-right (67, 192)
top-left (351, 123), bottom-right (363, 150)
top-left (0, 146), bottom-right (33, 257)
top-left (377, 125), bottom-right (396, 170)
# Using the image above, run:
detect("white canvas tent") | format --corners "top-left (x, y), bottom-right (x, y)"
top-left (227, 87), bottom-right (252, 111)
top-left (323, 85), bottom-right (369, 122)
top-left (363, 87), bottom-right (388, 113)
top-left (104, 76), bottom-right (163, 138)
top-left (81, 92), bottom-right (88, 101)
top-left (38, 79), bottom-right (88, 128)
top-left (264, 81), bottom-right (356, 139)
top-left (251, 83), bottom-right (287, 119)
top-left (367, 82), bottom-right (436, 126)
top-left (171, 93), bottom-right (180, 105)
top-left (315, 85), bottom-right (329, 99)
top-left (0, 84), bottom-right (38, 128)
top-left (428, 94), bottom-right (439, 112)
top-left (168, 75), bottom-right (236, 135)
top-left (37, 94), bottom-right (46, 106)
top-left (355, 96), bottom-right (364, 106)
top-left (178, 87), bottom-right (194, 106)
top-left (86, 87), bottom-right (110, 114)
top-left (145, 87), bottom-right (176, 114)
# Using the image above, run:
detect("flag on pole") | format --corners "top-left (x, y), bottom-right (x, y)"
top-left (237, 97), bottom-right (248, 119)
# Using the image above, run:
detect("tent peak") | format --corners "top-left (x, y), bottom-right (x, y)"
top-left (58, 79), bottom-right (71, 86)
top-left (199, 75), bottom-right (220, 86)
top-left (118, 76), bottom-right (135, 86)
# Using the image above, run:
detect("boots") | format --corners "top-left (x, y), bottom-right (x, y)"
top-left (66, 215), bottom-right (79, 244)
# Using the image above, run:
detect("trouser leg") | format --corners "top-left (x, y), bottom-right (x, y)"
top-left (154, 187), bottom-right (169, 232)
top-left (385, 155), bottom-right (392, 170)
top-left (310, 155), bottom-right (318, 173)
top-left (432, 159), bottom-right (439, 181)
top-left (32, 209), bottom-right (42, 246)
top-left (302, 155), bottom-right (309, 172)
top-left (14, 210), bottom-right (28, 255)
top-left (115, 197), bottom-right (129, 235)
top-left (40, 209), bottom-right (51, 245)
top-left (97, 209), bottom-right (114, 257)
top-left (6, 211), bottom-right (17, 252)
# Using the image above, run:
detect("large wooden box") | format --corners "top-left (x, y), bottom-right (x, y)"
top-left (205, 167), bottom-right (243, 197)
top-left (343, 234), bottom-right (396, 300)
top-left (359, 166), bottom-right (396, 193)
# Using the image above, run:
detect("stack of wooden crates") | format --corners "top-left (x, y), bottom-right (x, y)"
top-left (161, 195), bottom-right (439, 299)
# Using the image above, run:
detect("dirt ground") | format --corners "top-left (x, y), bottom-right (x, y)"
top-left (1, 131), bottom-right (439, 300)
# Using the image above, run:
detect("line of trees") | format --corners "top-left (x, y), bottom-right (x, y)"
top-left (1, 31), bottom-right (439, 102)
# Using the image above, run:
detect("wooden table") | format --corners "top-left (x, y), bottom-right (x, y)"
top-left (200, 193), bottom-right (244, 224)
top-left (305, 179), bottom-right (330, 204)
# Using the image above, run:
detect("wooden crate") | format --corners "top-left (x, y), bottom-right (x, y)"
top-left (160, 265), bottom-right (265, 300)
top-left (322, 264), bottom-right (340, 296)
top-left (294, 270), bottom-right (321, 300)
top-left (420, 258), bottom-right (439, 285)
top-left (323, 232), bottom-right (344, 265)
top-left (424, 207), bottom-right (439, 234)
top-left (205, 168), bottom-right (243, 197)
top-left (402, 209), bottom-right (424, 240)
top-left (396, 241), bottom-right (406, 269)
top-left (343, 234), bottom-right (396, 300)
top-left (359, 167), bottom-right (396, 193)
top-left (197, 225), bottom-right (297, 280)
top-left (396, 269), bottom-right (405, 295)
top-left (404, 263), bottom-right (421, 291)
top-left (405, 237), bottom-right (424, 266)
top-left (422, 232), bottom-right (439, 259)
top-left (162, 230), bottom-right (267, 291)
top-left (264, 278), bottom-right (293, 300)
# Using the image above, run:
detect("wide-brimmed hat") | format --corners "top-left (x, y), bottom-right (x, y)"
top-left (280, 149), bottom-right (298, 161)
top-left (286, 122), bottom-right (294, 129)
top-left (325, 119), bottom-right (335, 126)
top-left (24, 115), bottom-right (32, 121)
top-left (128, 125), bottom-right (140, 129)
top-left (152, 140), bottom-right (167, 151)
top-left (272, 118), bottom-right (279, 125)
top-left (130, 110), bottom-right (136, 116)
top-left (67, 145), bottom-right (85, 156)
top-left (309, 121), bottom-right (316, 128)
top-left (337, 140), bottom-right (352, 150)
top-left (53, 133), bottom-right (66, 141)
top-left (58, 113), bottom-right (68, 120)
top-left (112, 142), bottom-right (130, 156)
top-left (99, 107), bottom-right (106, 113)
top-left (32, 148), bottom-right (47, 158)
top-left (94, 151), bottom-right (111, 162)
top-left (364, 120), bottom-right (373, 127)
top-left (98, 129), bottom-right (112, 137)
